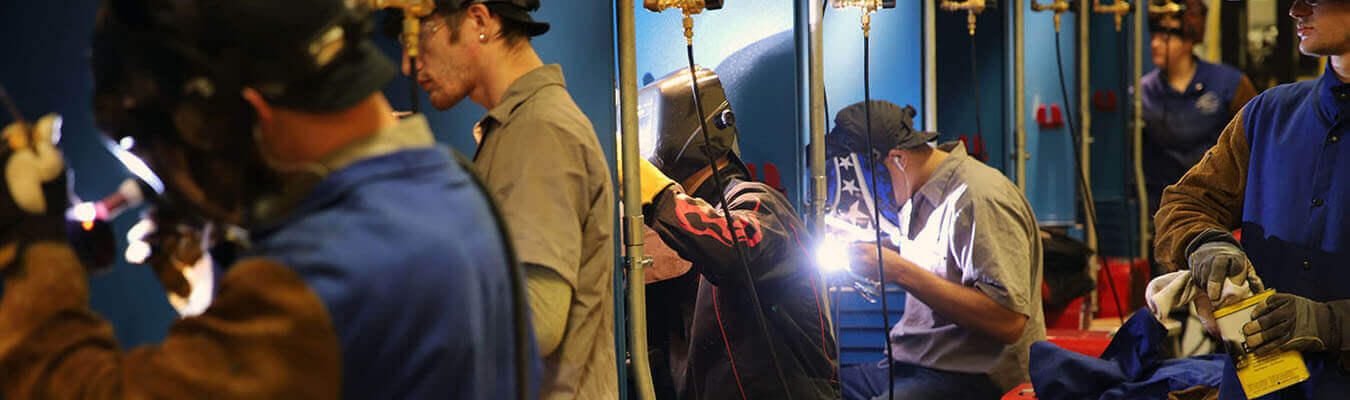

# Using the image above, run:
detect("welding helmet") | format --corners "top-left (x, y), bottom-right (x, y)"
top-left (91, 0), bottom-right (395, 228)
top-left (637, 67), bottom-right (747, 188)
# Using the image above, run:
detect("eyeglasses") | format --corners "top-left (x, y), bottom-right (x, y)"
top-left (412, 16), bottom-right (445, 46)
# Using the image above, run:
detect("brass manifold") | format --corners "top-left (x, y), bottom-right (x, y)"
top-left (1030, 0), bottom-right (1072, 33)
top-left (356, 0), bottom-right (435, 57)
top-left (1093, 0), bottom-right (1133, 32)
top-left (832, 0), bottom-right (886, 36)
top-left (643, 0), bottom-right (712, 43)
top-left (940, 0), bottom-right (990, 36)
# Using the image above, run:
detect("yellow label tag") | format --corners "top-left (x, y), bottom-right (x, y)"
top-left (1234, 350), bottom-right (1310, 399)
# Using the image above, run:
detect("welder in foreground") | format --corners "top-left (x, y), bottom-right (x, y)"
top-left (626, 68), bottom-right (837, 400)
top-left (0, 0), bottom-right (535, 398)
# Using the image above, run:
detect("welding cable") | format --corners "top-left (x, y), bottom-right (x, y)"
top-left (970, 31), bottom-right (985, 161)
top-left (683, 43), bottom-right (795, 400)
top-left (410, 56), bottom-right (420, 114)
top-left (859, 28), bottom-right (897, 400)
top-left (1116, 22), bottom-right (1140, 281)
top-left (1053, 27), bottom-right (1127, 324)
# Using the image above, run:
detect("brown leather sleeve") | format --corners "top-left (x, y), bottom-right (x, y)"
top-left (1153, 110), bottom-right (1250, 272)
top-left (0, 242), bottom-right (342, 399)
top-left (1229, 75), bottom-right (1257, 117)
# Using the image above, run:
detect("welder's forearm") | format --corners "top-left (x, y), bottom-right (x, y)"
top-left (526, 264), bottom-right (572, 357)
top-left (0, 241), bottom-right (119, 399)
top-left (892, 262), bottom-right (1028, 344)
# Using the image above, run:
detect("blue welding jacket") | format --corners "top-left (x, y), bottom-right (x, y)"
top-left (1140, 57), bottom-right (1247, 214)
top-left (248, 147), bottom-right (539, 399)
top-left (1216, 62), bottom-right (1350, 399)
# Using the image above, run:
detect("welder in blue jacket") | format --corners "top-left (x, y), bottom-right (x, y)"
top-left (0, 0), bottom-right (536, 399)
top-left (1154, 0), bottom-right (1350, 398)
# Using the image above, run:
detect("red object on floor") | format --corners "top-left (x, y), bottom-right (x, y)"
top-left (1046, 329), bottom-right (1113, 358)
top-left (1096, 258), bottom-right (1148, 319)
top-left (1043, 296), bottom-right (1083, 330)
top-left (1002, 382), bottom-right (1037, 399)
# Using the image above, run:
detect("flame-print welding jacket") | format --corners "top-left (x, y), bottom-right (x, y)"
top-left (645, 175), bottom-right (839, 400)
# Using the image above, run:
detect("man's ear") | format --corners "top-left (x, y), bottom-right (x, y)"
top-left (240, 87), bottom-right (272, 127)
top-left (464, 4), bottom-right (493, 36)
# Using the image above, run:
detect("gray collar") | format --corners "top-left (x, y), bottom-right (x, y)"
top-left (913, 141), bottom-right (967, 207)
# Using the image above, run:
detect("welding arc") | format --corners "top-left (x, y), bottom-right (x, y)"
top-left (860, 32), bottom-right (897, 400)
top-left (1053, 28), bottom-right (1127, 325)
top-left (683, 43), bottom-right (795, 400)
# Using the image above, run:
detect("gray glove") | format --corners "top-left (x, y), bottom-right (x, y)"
top-left (1243, 293), bottom-right (1350, 355)
top-left (1187, 239), bottom-right (1263, 305)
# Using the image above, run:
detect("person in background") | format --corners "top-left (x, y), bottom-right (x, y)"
top-left (395, 1), bottom-right (616, 398)
top-left (1142, 0), bottom-right (1256, 220)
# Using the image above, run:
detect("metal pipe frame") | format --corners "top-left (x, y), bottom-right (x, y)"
top-left (1015, 0), bottom-right (1026, 190)
top-left (1077, 0), bottom-right (1101, 329)
top-left (616, 0), bottom-right (657, 398)
top-left (925, 0), bottom-right (938, 132)
top-left (1132, 0), bottom-right (1148, 263)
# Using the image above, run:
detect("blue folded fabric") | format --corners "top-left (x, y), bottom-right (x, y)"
top-left (1031, 309), bottom-right (1226, 400)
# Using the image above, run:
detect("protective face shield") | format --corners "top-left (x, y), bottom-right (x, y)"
top-left (636, 67), bottom-right (745, 189)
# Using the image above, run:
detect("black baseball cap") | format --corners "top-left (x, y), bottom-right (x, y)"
top-left (203, 0), bottom-right (397, 111)
top-left (389, 0), bottom-right (549, 37)
top-left (827, 100), bottom-right (937, 159)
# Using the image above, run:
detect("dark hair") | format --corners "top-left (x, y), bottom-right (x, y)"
top-left (437, 3), bottom-right (532, 47)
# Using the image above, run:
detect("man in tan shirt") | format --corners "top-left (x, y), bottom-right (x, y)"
top-left (394, 1), bottom-right (617, 398)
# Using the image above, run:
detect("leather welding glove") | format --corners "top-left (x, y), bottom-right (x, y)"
top-left (638, 158), bottom-right (676, 205)
top-left (0, 114), bottom-right (68, 269)
top-left (618, 155), bottom-right (677, 206)
top-left (1243, 293), bottom-right (1350, 356)
top-left (1187, 230), bottom-right (1264, 307)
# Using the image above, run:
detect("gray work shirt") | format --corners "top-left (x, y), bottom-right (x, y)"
top-left (888, 142), bottom-right (1045, 392)
top-left (474, 65), bottom-right (617, 400)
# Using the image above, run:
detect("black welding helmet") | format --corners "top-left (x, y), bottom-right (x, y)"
top-left (638, 67), bottom-right (746, 186)
top-left (91, 0), bottom-right (393, 227)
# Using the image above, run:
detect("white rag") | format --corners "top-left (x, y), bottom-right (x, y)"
top-left (1146, 270), bottom-right (1261, 332)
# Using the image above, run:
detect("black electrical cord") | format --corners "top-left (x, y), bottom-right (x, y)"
top-left (970, 31), bottom-right (984, 154)
top-left (861, 31), bottom-right (896, 400)
top-left (409, 56), bottom-right (420, 114)
top-left (1116, 22), bottom-right (1140, 277)
top-left (1053, 28), bottom-right (1127, 325)
top-left (683, 43), bottom-right (795, 400)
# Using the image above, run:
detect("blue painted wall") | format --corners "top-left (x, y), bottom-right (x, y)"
top-left (1022, 8), bottom-right (1079, 226)
top-left (935, 6), bottom-right (1009, 173)
top-left (1089, 13), bottom-right (1145, 257)
top-left (821, 5), bottom-right (927, 136)
top-left (0, 0), bottom-right (178, 348)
